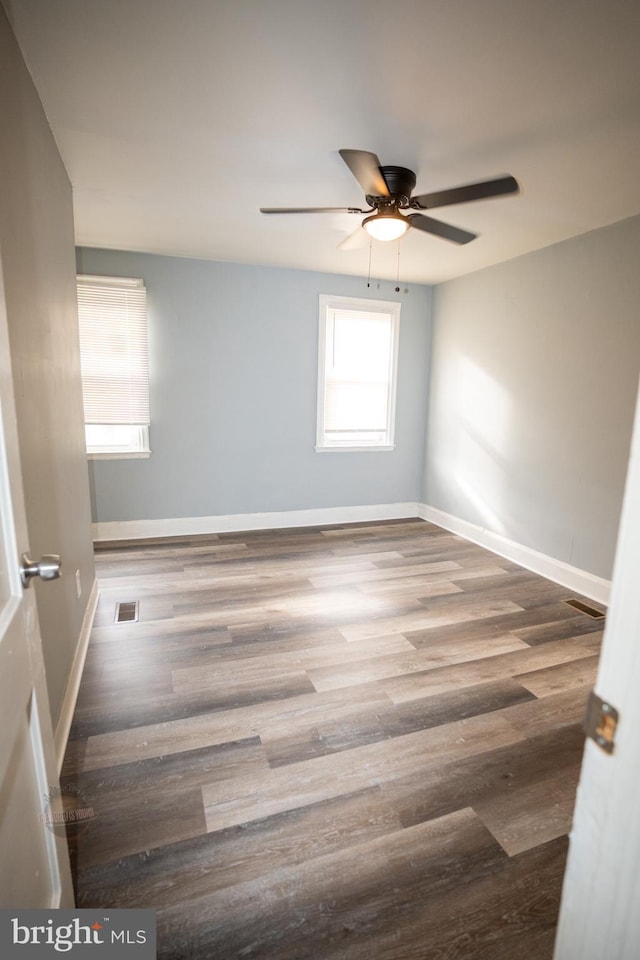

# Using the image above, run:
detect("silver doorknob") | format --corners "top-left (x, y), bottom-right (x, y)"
top-left (20, 553), bottom-right (62, 588)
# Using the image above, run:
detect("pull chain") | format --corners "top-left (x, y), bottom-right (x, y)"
top-left (367, 237), bottom-right (373, 288)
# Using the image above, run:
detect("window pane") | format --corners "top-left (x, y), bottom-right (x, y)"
top-left (324, 381), bottom-right (389, 431)
top-left (330, 312), bottom-right (392, 380)
top-left (85, 424), bottom-right (150, 454)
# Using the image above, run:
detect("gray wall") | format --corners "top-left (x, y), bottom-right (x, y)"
top-left (0, 6), bottom-right (95, 727)
top-left (423, 215), bottom-right (640, 580)
top-left (76, 248), bottom-right (432, 523)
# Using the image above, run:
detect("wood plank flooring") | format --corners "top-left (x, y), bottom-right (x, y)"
top-left (62, 519), bottom-right (605, 959)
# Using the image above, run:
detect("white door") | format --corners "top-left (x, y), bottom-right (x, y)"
top-left (0, 258), bottom-right (74, 907)
top-left (554, 377), bottom-right (640, 958)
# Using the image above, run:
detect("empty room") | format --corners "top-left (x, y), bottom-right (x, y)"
top-left (1, 1), bottom-right (640, 958)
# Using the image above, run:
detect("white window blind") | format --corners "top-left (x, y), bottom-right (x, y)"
top-left (77, 275), bottom-right (150, 456)
top-left (317, 295), bottom-right (400, 450)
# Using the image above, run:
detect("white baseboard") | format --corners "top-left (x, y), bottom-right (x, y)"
top-left (54, 578), bottom-right (99, 773)
top-left (92, 501), bottom-right (610, 603)
top-left (92, 502), bottom-right (422, 542)
top-left (418, 503), bottom-right (610, 605)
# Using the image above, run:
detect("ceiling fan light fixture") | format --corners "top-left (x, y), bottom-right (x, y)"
top-left (261, 150), bottom-right (518, 249)
top-left (362, 210), bottom-right (408, 242)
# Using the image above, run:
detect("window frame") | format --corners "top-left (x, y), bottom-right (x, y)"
top-left (316, 294), bottom-right (400, 453)
top-left (77, 274), bottom-right (151, 460)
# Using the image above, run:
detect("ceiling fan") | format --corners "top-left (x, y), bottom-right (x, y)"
top-left (260, 149), bottom-right (519, 248)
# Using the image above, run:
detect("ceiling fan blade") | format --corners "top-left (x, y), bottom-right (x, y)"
top-left (407, 213), bottom-right (477, 245)
top-left (338, 226), bottom-right (370, 251)
top-left (260, 206), bottom-right (366, 214)
top-left (338, 149), bottom-right (390, 198)
top-left (412, 175), bottom-right (519, 210)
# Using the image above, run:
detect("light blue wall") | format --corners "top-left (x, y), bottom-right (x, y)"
top-left (422, 215), bottom-right (640, 580)
top-left (76, 248), bottom-right (432, 523)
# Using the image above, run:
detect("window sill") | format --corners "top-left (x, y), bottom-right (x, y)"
top-left (315, 444), bottom-right (395, 453)
top-left (87, 451), bottom-right (151, 460)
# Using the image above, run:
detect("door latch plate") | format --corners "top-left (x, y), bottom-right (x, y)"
top-left (584, 691), bottom-right (618, 754)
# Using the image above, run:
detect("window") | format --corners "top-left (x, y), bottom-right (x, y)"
top-left (316, 294), bottom-right (400, 451)
top-left (77, 275), bottom-right (150, 458)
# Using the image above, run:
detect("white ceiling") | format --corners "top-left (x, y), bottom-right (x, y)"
top-left (6, 0), bottom-right (640, 283)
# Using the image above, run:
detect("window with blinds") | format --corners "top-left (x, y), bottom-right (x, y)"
top-left (77, 275), bottom-right (151, 457)
top-left (316, 295), bottom-right (400, 450)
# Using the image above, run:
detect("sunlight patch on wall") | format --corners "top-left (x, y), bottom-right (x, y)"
top-left (453, 357), bottom-right (513, 535)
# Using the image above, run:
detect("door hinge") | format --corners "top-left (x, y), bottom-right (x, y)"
top-left (584, 691), bottom-right (618, 754)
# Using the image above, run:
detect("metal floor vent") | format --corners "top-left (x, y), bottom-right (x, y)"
top-left (564, 598), bottom-right (605, 619)
top-left (115, 601), bottom-right (139, 623)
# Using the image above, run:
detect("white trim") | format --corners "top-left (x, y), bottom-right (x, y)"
top-left (54, 578), bottom-right (99, 773)
top-left (418, 503), bottom-right (610, 605)
top-left (315, 444), bottom-right (395, 453)
top-left (88, 451), bottom-right (151, 460)
top-left (92, 503), bottom-right (422, 542)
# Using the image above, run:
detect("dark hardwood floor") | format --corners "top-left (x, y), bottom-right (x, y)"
top-left (62, 519), bottom-right (605, 959)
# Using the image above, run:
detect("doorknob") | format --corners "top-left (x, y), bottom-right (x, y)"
top-left (20, 553), bottom-right (62, 588)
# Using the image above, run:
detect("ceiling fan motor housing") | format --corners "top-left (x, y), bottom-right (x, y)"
top-left (367, 166), bottom-right (417, 208)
